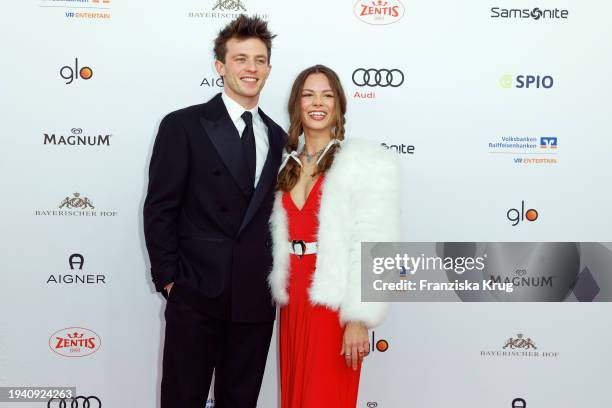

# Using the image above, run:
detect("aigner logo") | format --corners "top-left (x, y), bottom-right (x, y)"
top-left (69, 254), bottom-right (84, 270)
top-left (48, 253), bottom-right (106, 285)
top-left (200, 75), bottom-right (224, 88)
top-left (49, 327), bottom-right (101, 357)
top-left (47, 395), bottom-right (102, 408)
top-left (60, 58), bottom-right (93, 84)
top-left (512, 397), bottom-right (527, 408)
top-left (354, 0), bottom-right (405, 25)
top-left (506, 201), bottom-right (538, 226)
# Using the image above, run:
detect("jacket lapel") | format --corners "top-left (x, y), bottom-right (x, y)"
top-left (237, 110), bottom-right (283, 235)
top-left (199, 94), bottom-right (252, 199)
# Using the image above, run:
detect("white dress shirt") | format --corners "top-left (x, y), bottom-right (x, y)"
top-left (221, 92), bottom-right (270, 188)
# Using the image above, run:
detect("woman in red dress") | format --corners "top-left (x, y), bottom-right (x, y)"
top-left (269, 65), bottom-right (400, 407)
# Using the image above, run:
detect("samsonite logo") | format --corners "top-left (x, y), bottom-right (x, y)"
top-left (354, 0), bottom-right (405, 25)
top-left (49, 327), bottom-right (101, 357)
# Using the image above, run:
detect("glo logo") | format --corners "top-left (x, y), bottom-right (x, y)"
top-left (540, 137), bottom-right (558, 148)
top-left (500, 74), bottom-right (553, 89)
top-left (60, 58), bottom-right (93, 84)
top-left (371, 331), bottom-right (389, 352)
top-left (507, 201), bottom-right (539, 226)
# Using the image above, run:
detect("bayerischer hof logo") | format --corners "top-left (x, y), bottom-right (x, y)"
top-left (480, 333), bottom-right (559, 358)
top-left (188, 0), bottom-right (269, 20)
top-left (35, 193), bottom-right (117, 218)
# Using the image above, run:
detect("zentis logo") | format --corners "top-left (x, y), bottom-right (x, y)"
top-left (507, 201), bottom-right (539, 226)
top-left (60, 58), bottom-right (93, 84)
top-left (354, 0), bottom-right (405, 25)
top-left (49, 327), bottom-right (101, 357)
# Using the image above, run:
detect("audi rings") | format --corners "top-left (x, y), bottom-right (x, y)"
top-left (47, 396), bottom-right (102, 408)
top-left (352, 68), bottom-right (404, 87)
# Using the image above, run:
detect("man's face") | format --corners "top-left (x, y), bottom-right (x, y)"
top-left (215, 37), bottom-right (271, 102)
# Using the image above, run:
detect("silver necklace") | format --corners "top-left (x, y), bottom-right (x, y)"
top-left (302, 147), bottom-right (325, 163)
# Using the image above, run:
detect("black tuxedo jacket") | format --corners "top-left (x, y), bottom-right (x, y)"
top-left (144, 93), bottom-right (286, 322)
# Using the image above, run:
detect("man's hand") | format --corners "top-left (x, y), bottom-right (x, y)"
top-left (340, 321), bottom-right (370, 370)
top-left (164, 282), bottom-right (174, 296)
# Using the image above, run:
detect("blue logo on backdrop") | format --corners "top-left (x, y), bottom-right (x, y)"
top-left (500, 74), bottom-right (554, 89)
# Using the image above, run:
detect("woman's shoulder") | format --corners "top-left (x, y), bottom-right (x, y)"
top-left (336, 138), bottom-right (399, 175)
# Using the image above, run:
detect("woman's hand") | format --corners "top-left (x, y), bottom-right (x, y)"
top-left (340, 321), bottom-right (370, 370)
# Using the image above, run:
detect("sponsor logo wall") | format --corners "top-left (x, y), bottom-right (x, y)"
top-left (1, 1), bottom-right (611, 407)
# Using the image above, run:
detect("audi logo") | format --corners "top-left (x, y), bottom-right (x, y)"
top-left (48, 396), bottom-right (102, 408)
top-left (71, 128), bottom-right (83, 135)
top-left (352, 68), bottom-right (404, 88)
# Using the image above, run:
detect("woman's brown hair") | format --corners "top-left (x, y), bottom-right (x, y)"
top-left (277, 65), bottom-right (347, 192)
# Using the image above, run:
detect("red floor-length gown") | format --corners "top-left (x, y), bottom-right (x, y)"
top-left (279, 175), bottom-right (361, 408)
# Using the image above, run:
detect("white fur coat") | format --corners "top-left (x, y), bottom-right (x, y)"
top-left (268, 139), bottom-right (401, 328)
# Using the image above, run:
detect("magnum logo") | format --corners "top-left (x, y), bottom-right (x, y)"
top-left (44, 128), bottom-right (112, 146)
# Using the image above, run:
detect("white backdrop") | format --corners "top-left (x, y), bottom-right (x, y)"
top-left (1, 0), bottom-right (612, 407)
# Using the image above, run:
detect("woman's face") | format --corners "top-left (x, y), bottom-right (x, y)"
top-left (300, 73), bottom-right (336, 134)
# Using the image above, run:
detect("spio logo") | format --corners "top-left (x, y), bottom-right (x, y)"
top-left (371, 331), bottom-right (389, 352)
top-left (49, 327), bottom-right (101, 357)
top-left (512, 397), bottom-right (527, 408)
top-left (353, 68), bottom-right (404, 87)
top-left (354, 0), bottom-right (405, 25)
top-left (540, 136), bottom-right (558, 148)
top-left (47, 396), bottom-right (102, 408)
top-left (60, 58), bottom-right (93, 84)
top-left (69, 254), bottom-right (84, 270)
top-left (500, 74), bottom-right (553, 89)
top-left (507, 201), bottom-right (538, 226)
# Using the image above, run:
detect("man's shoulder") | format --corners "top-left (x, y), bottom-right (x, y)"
top-left (163, 103), bottom-right (207, 123)
top-left (163, 94), bottom-right (222, 124)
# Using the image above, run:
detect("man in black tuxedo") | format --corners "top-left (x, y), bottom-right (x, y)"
top-left (143, 15), bottom-right (286, 408)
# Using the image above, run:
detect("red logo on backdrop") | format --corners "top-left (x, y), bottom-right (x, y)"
top-left (354, 0), bottom-right (405, 25)
top-left (49, 327), bottom-right (101, 357)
